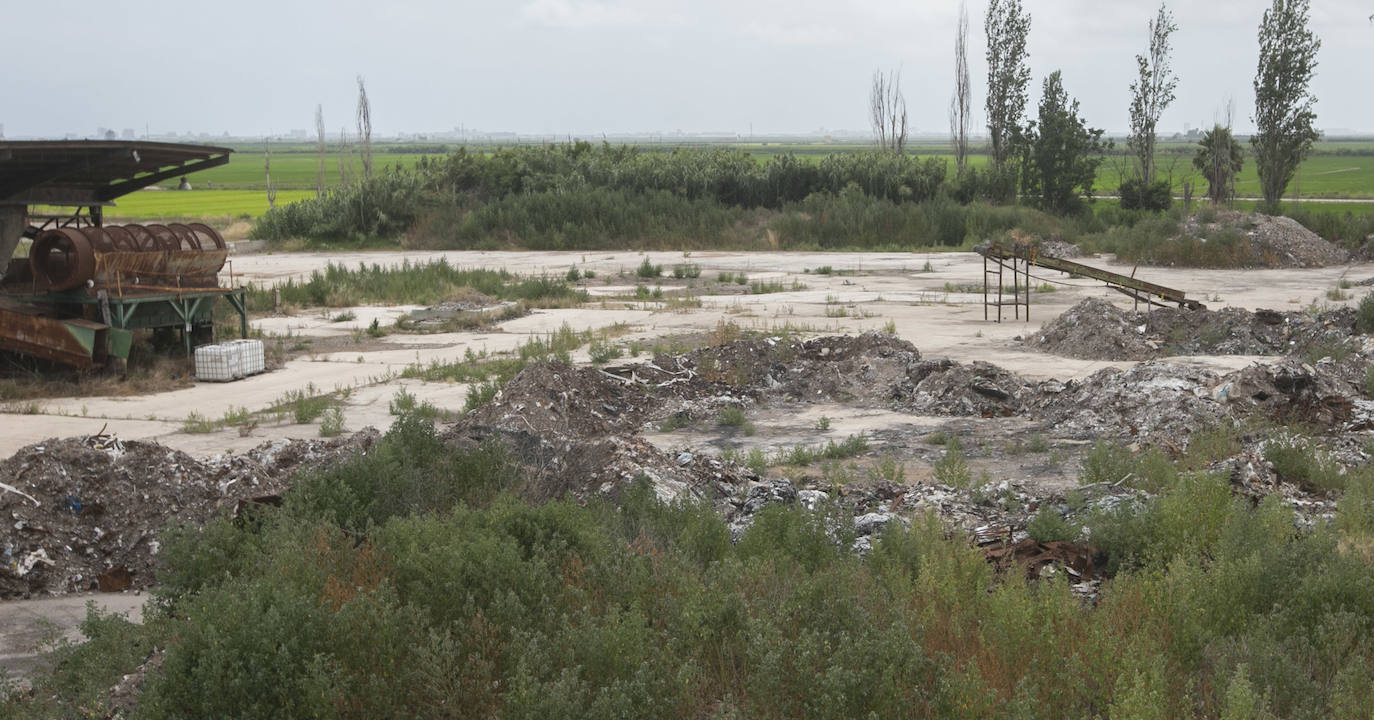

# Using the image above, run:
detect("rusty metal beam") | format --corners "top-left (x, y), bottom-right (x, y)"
top-left (0, 207), bottom-right (23, 273)
top-left (98, 154), bottom-right (230, 202)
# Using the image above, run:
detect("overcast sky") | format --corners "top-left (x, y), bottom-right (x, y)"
top-left (4, 0), bottom-right (1371, 139)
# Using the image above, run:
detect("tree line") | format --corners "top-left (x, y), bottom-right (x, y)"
top-left (871, 0), bottom-right (1321, 213)
top-left (255, 0), bottom-right (1324, 246)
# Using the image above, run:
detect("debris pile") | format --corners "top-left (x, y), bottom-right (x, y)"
top-left (0, 431), bottom-right (374, 598)
top-left (1030, 353), bottom-right (1373, 444)
top-left (896, 359), bottom-right (1030, 417)
top-left (9, 329), bottom-right (1373, 601)
top-left (1178, 212), bottom-right (1348, 268)
top-left (1036, 238), bottom-right (1083, 259)
top-left (675, 331), bottom-right (923, 407)
top-left (1028, 297), bottom-right (1357, 361)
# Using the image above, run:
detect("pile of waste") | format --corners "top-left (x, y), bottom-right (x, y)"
top-left (0, 430), bottom-right (374, 598)
top-left (896, 359), bottom-right (1030, 417)
top-left (1178, 212), bottom-right (1349, 268)
top-left (1028, 297), bottom-right (1358, 361)
top-left (1036, 238), bottom-right (1083, 259)
top-left (9, 328), bottom-right (1374, 600)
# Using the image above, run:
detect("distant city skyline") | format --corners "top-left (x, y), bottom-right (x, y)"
top-left (3, 1), bottom-right (1371, 140)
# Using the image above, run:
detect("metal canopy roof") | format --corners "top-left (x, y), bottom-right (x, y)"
top-left (0, 140), bottom-right (232, 207)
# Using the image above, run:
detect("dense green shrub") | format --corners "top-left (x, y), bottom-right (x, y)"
top-left (14, 423), bottom-right (1374, 719)
top-left (246, 258), bottom-right (583, 311)
top-left (286, 412), bottom-right (518, 530)
top-left (1357, 292), bottom-right (1374, 335)
top-left (1117, 177), bottom-right (1173, 212)
top-left (251, 166), bottom-right (433, 242)
top-left (1289, 206), bottom-right (1374, 248)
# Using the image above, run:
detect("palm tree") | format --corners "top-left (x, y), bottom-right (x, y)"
top-left (1192, 125), bottom-right (1245, 205)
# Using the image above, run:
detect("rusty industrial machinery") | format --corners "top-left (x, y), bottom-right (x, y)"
top-left (977, 237), bottom-right (1204, 323)
top-left (0, 140), bottom-right (243, 369)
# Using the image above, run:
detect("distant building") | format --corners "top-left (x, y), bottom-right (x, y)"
top-left (121, 128), bottom-right (136, 140)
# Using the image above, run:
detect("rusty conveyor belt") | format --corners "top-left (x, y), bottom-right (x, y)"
top-left (976, 242), bottom-right (1204, 323)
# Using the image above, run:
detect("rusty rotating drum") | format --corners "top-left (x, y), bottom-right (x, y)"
top-left (30, 223), bottom-right (228, 291)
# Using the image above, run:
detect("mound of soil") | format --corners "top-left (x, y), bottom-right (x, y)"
top-left (465, 362), bottom-right (654, 439)
top-left (675, 331), bottom-right (923, 407)
top-left (0, 431), bottom-right (375, 598)
top-left (1030, 361), bottom-right (1229, 442)
top-left (1038, 238), bottom-right (1083, 259)
top-left (1178, 212), bottom-right (1348, 268)
top-left (1028, 297), bottom-right (1356, 361)
top-left (896, 359), bottom-right (1030, 417)
top-left (1029, 352), bottom-right (1374, 444)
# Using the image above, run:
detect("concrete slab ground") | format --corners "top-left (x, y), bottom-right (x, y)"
top-left (0, 593), bottom-right (144, 683)
top-left (2, 250), bottom-right (1366, 459)
top-left (1, 248), bottom-right (1369, 683)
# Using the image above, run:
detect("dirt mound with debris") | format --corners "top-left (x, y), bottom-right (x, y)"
top-left (0, 431), bottom-right (376, 598)
top-left (1037, 238), bottom-right (1082, 259)
top-left (1028, 297), bottom-right (1357, 361)
top-left (449, 333), bottom-right (925, 504)
top-left (1179, 212), bottom-right (1349, 268)
top-left (673, 331), bottom-right (923, 406)
top-left (1029, 352), bottom-right (1374, 444)
top-left (896, 359), bottom-right (1030, 417)
top-left (1030, 361), bottom-right (1229, 442)
top-left (465, 362), bottom-right (655, 439)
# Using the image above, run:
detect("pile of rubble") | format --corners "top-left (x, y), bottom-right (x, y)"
top-left (1031, 354), bottom-right (1373, 445)
top-left (1028, 297), bottom-right (1358, 361)
top-left (896, 359), bottom-right (1029, 417)
top-left (9, 329), bottom-right (1373, 602)
top-left (1030, 361), bottom-right (1229, 442)
top-left (1178, 212), bottom-right (1348, 268)
top-left (0, 431), bottom-right (374, 598)
top-left (1037, 238), bottom-right (1083, 259)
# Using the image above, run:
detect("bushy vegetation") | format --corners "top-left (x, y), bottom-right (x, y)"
top-left (248, 140), bottom-right (1370, 256)
top-left (9, 412), bottom-right (1374, 718)
top-left (249, 142), bottom-right (1057, 250)
top-left (246, 258), bottom-right (584, 310)
top-left (251, 167), bottom-right (431, 242)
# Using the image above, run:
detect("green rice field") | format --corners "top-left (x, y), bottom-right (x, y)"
top-left (105, 190), bottom-right (317, 219)
top-left (180, 153), bottom-right (436, 191)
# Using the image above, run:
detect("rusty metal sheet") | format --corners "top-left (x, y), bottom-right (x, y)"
top-left (0, 300), bottom-right (100, 367)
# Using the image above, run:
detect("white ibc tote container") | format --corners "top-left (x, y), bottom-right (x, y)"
top-left (194, 343), bottom-right (243, 382)
top-left (227, 339), bottom-right (266, 376)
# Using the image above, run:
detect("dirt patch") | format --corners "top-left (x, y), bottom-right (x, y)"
top-left (1027, 297), bottom-right (1357, 361)
top-left (0, 431), bottom-right (376, 598)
